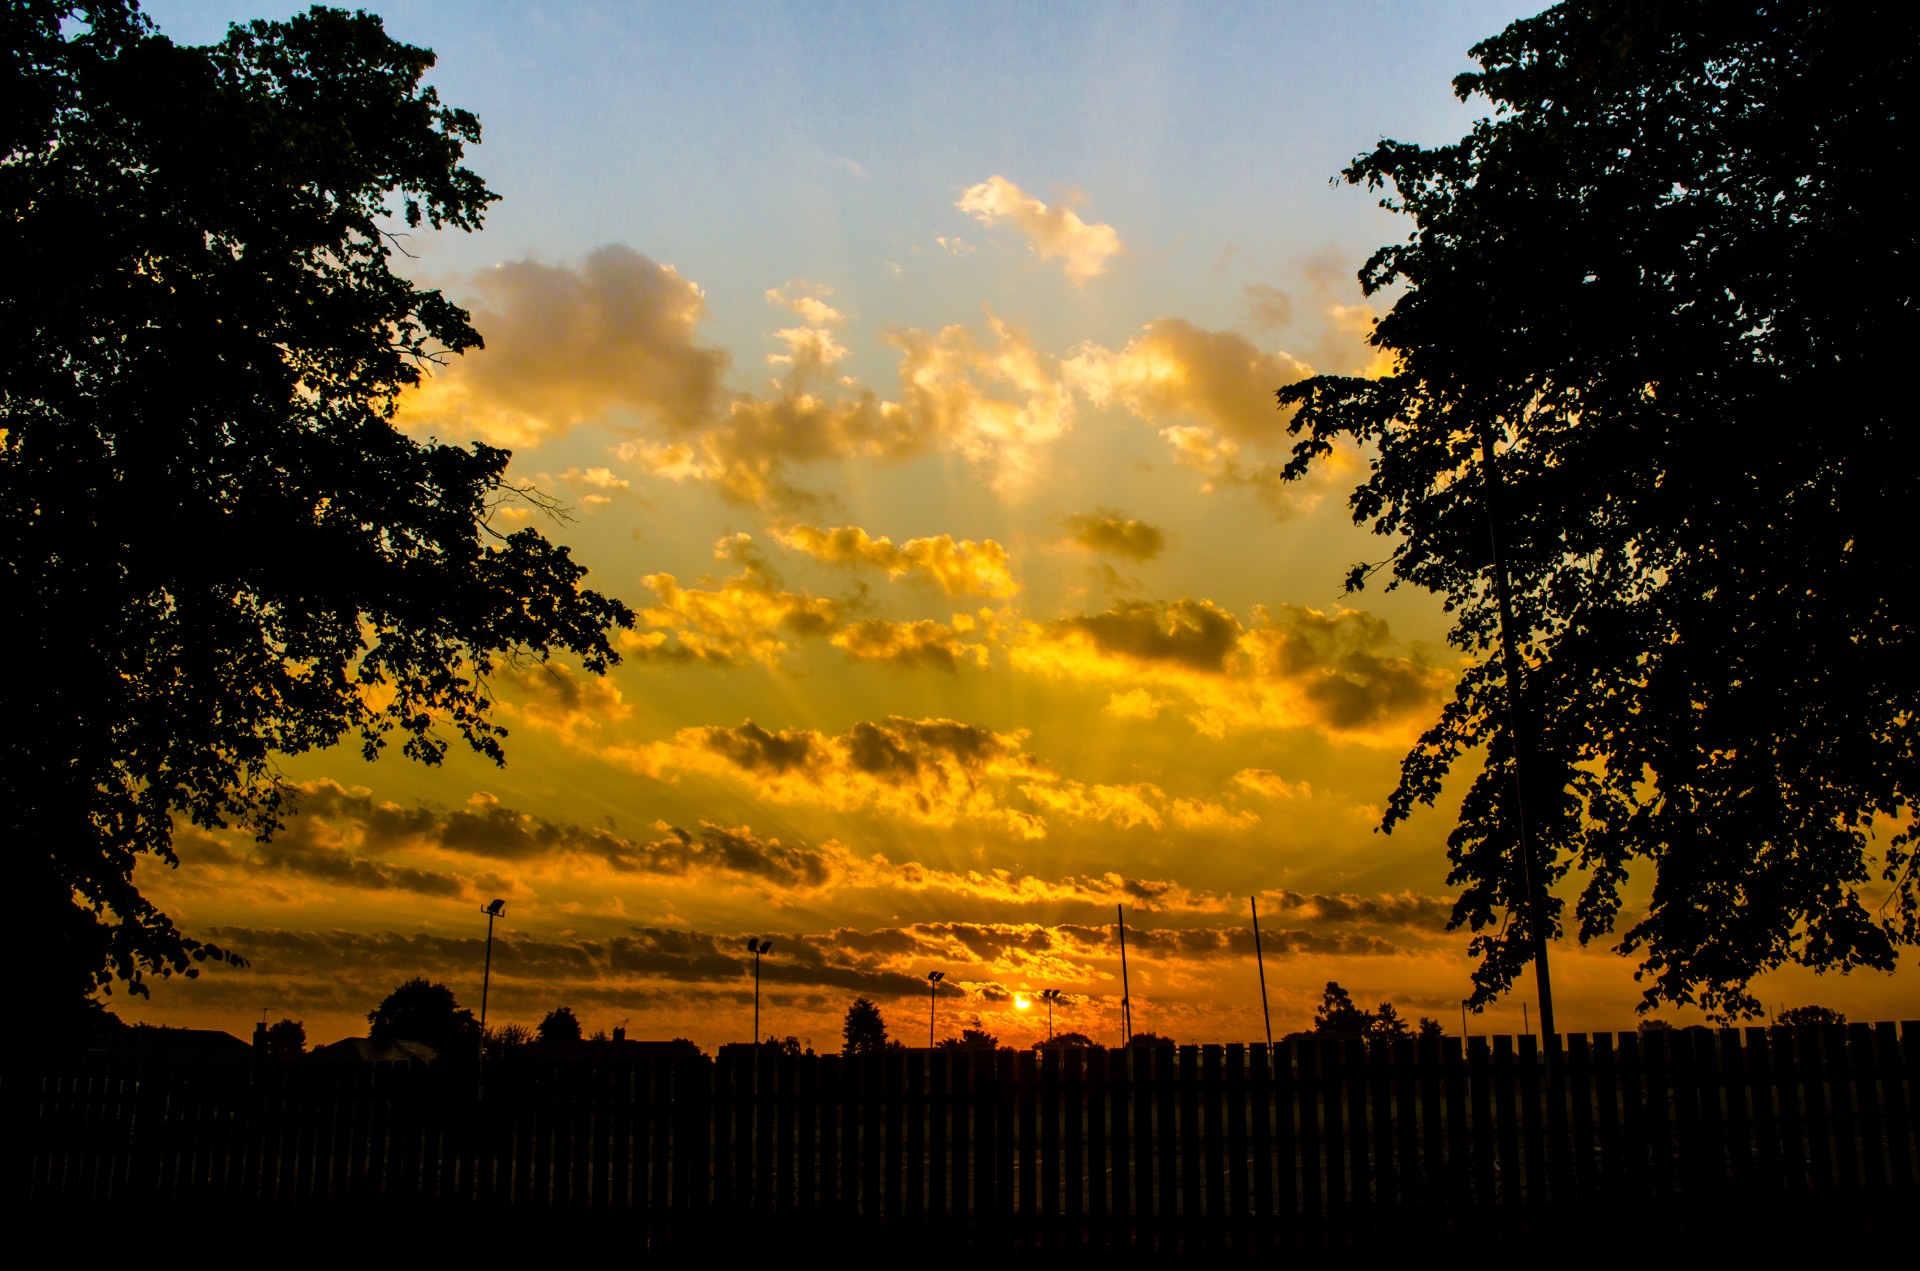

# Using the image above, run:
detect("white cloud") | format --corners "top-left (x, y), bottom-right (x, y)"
top-left (956, 176), bottom-right (1123, 284)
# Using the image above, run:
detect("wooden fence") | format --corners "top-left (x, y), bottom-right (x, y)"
top-left (17, 1024), bottom-right (1918, 1248)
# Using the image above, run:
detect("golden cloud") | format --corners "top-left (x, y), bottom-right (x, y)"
top-left (773, 523), bottom-right (1019, 597)
top-left (956, 176), bottom-right (1124, 284)
top-left (1013, 599), bottom-right (1452, 742)
top-left (493, 660), bottom-right (635, 746)
top-left (1019, 780), bottom-right (1168, 831)
top-left (830, 618), bottom-right (989, 672)
top-left (625, 534), bottom-right (837, 667)
top-left (1232, 768), bottom-right (1311, 801)
top-left (616, 717), bottom-right (1053, 839)
top-left (619, 302), bottom-right (1073, 506)
top-left (1065, 318), bottom-right (1358, 517)
top-left (1063, 510), bottom-right (1166, 561)
top-left (604, 714), bottom-right (1269, 841)
top-left (1067, 318), bottom-right (1310, 444)
top-left (885, 311), bottom-right (1075, 495)
top-left (395, 245), bottom-right (729, 448)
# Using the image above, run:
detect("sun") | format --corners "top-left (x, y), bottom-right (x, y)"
top-left (1014, 995), bottom-right (1031, 1011)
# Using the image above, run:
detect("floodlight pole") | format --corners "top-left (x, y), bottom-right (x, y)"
top-left (927, 971), bottom-right (944, 1048)
top-left (1117, 905), bottom-right (1133, 1045)
top-left (1251, 896), bottom-right (1273, 1051)
top-left (477, 899), bottom-right (505, 1091)
top-left (479, 899), bottom-right (504, 1061)
top-left (748, 938), bottom-right (773, 1045)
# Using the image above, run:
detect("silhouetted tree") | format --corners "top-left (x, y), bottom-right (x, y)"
top-left (263, 1018), bottom-right (306, 1059)
top-left (935, 1026), bottom-right (1000, 1051)
top-left (368, 978), bottom-right (479, 1059)
top-left (536, 1006), bottom-right (582, 1045)
top-left (1417, 1017), bottom-right (1445, 1041)
top-left (1775, 1005), bottom-right (1846, 1028)
top-left (6, 2), bottom-right (634, 1030)
top-left (1371, 1002), bottom-right (1411, 1040)
top-left (1313, 982), bottom-right (1370, 1040)
top-left (1127, 1032), bottom-right (1175, 1049)
top-left (1278, 1), bottom-right (1916, 1017)
top-left (484, 1022), bottom-right (533, 1058)
top-left (842, 997), bottom-right (888, 1054)
top-left (1313, 981), bottom-right (1416, 1042)
top-left (1036, 1031), bottom-right (1099, 1052)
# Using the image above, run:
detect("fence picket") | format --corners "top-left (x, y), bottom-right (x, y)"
top-left (16, 1026), bottom-right (1915, 1246)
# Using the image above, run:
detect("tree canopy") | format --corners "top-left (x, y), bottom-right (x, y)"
top-left (935, 1025), bottom-right (1000, 1052)
top-left (841, 997), bottom-right (889, 1054)
top-left (1311, 982), bottom-right (1420, 1042)
top-left (4, 3), bottom-right (633, 1026)
top-left (263, 1018), bottom-right (306, 1059)
top-left (1279, 1), bottom-right (1915, 1017)
top-left (368, 978), bottom-right (478, 1059)
top-left (536, 1006), bottom-right (582, 1046)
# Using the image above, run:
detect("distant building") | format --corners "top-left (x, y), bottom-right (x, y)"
top-left (92, 1026), bottom-right (254, 1063)
top-left (310, 1037), bottom-right (439, 1064)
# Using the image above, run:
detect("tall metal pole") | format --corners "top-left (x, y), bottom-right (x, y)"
top-left (1116, 905), bottom-right (1133, 1045)
top-left (748, 937), bottom-right (774, 1047)
top-left (478, 898), bottom-right (504, 1086)
top-left (479, 899), bottom-right (503, 1062)
top-left (1477, 422), bottom-right (1557, 1058)
top-left (1250, 896), bottom-right (1273, 1051)
top-left (927, 971), bottom-right (944, 1048)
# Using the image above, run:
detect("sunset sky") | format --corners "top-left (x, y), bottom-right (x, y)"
top-left (126, 0), bottom-right (1913, 1049)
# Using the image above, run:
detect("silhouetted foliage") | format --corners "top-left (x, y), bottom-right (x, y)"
top-left (935, 1026), bottom-right (1000, 1052)
top-left (1278, 1), bottom-right (1916, 1017)
top-left (842, 996), bottom-right (889, 1054)
top-left (484, 1022), bottom-right (533, 1059)
top-left (1313, 981), bottom-right (1416, 1042)
top-left (1036, 1031), bottom-right (1099, 1052)
top-left (1417, 1017), bottom-right (1445, 1041)
top-left (1775, 1005), bottom-right (1846, 1028)
top-left (536, 1006), bottom-right (582, 1046)
top-left (263, 1018), bottom-right (306, 1059)
top-left (1313, 982), bottom-right (1371, 1040)
top-left (763, 1034), bottom-right (804, 1056)
top-left (5, 3), bottom-right (634, 1026)
top-left (368, 978), bottom-right (479, 1059)
top-left (1127, 1032), bottom-right (1175, 1049)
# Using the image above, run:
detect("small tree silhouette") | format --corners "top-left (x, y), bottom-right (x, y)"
top-left (264, 1018), bottom-right (306, 1059)
top-left (537, 1006), bottom-right (583, 1045)
top-left (842, 997), bottom-right (889, 1054)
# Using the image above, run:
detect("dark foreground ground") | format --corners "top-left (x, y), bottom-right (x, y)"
top-left (34, 1197), bottom-right (1912, 1262)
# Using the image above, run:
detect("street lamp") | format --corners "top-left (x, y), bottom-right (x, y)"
top-left (748, 937), bottom-right (774, 1045)
top-left (479, 899), bottom-right (505, 1063)
top-left (1040, 989), bottom-right (1063, 1042)
top-left (927, 971), bottom-right (945, 1048)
